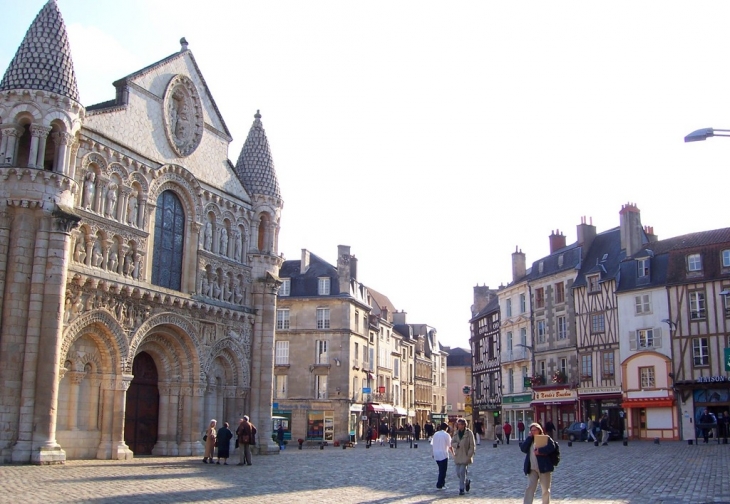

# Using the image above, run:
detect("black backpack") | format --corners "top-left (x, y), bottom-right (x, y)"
top-left (549, 440), bottom-right (561, 467)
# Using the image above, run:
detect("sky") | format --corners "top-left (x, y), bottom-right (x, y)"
top-left (2, 1), bottom-right (730, 350)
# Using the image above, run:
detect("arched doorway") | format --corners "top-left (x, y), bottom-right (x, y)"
top-left (124, 352), bottom-right (159, 455)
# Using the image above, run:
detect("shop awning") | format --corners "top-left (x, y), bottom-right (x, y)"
top-left (621, 397), bottom-right (675, 408)
top-left (394, 407), bottom-right (408, 416)
top-left (365, 403), bottom-right (395, 413)
top-left (350, 404), bottom-right (363, 412)
top-left (531, 400), bottom-right (577, 406)
top-left (367, 372), bottom-right (375, 380)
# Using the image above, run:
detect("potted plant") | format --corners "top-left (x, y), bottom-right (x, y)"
top-left (530, 374), bottom-right (545, 387)
top-left (552, 370), bottom-right (567, 384)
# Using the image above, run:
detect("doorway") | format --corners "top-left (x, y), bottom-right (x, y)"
top-left (124, 352), bottom-right (159, 455)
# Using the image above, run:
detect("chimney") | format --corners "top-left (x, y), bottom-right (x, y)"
top-left (337, 245), bottom-right (351, 295)
top-left (644, 225), bottom-right (658, 243)
top-left (392, 310), bottom-right (407, 325)
top-left (576, 216), bottom-right (596, 259)
top-left (300, 249), bottom-right (310, 274)
top-left (619, 203), bottom-right (643, 258)
top-left (472, 285), bottom-right (492, 316)
top-left (350, 255), bottom-right (358, 280)
top-left (549, 229), bottom-right (567, 254)
top-left (512, 246), bottom-right (526, 281)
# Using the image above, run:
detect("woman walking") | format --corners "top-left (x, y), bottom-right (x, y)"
top-left (203, 419), bottom-right (217, 464)
top-left (520, 422), bottom-right (557, 504)
top-left (216, 421), bottom-right (233, 465)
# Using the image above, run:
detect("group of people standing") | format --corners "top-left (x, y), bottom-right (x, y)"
top-left (431, 418), bottom-right (558, 502)
top-left (203, 415), bottom-right (258, 466)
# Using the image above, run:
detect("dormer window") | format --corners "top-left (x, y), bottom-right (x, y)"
top-left (722, 250), bottom-right (730, 268)
top-left (637, 258), bottom-right (650, 278)
top-left (280, 278), bottom-right (290, 296)
top-left (687, 253), bottom-right (702, 272)
top-left (318, 277), bottom-right (330, 295)
top-left (588, 275), bottom-right (600, 293)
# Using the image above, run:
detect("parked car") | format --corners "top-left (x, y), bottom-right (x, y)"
top-left (563, 422), bottom-right (587, 441)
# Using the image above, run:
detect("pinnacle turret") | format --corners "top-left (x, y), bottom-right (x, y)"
top-left (0, 0), bottom-right (80, 102)
top-left (234, 110), bottom-right (281, 199)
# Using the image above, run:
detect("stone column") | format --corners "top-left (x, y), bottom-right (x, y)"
top-left (111, 374), bottom-right (134, 460)
top-left (52, 132), bottom-right (73, 176)
top-left (32, 126), bottom-right (52, 170)
top-left (66, 371), bottom-right (86, 430)
top-left (151, 383), bottom-right (171, 456)
top-left (138, 193), bottom-right (149, 230)
top-left (88, 376), bottom-right (101, 430)
top-left (1, 127), bottom-right (21, 166)
top-left (95, 375), bottom-right (116, 459)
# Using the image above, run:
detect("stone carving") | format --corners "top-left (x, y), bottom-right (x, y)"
top-left (208, 272), bottom-right (216, 297)
top-left (108, 250), bottom-right (118, 273)
top-left (91, 241), bottom-right (103, 268)
top-left (233, 230), bottom-right (242, 262)
top-left (74, 240), bottom-right (86, 263)
top-left (204, 221), bottom-right (213, 251)
top-left (127, 191), bottom-right (138, 227)
top-left (105, 182), bottom-right (118, 218)
top-left (212, 274), bottom-right (222, 300)
top-left (234, 277), bottom-right (245, 305)
top-left (219, 228), bottom-right (228, 257)
top-left (162, 74), bottom-right (203, 157)
top-left (201, 274), bottom-right (209, 297)
top-left (82, 172), bottom-right (96, 210)
top-left (123, 253), bottom-right (135, 277)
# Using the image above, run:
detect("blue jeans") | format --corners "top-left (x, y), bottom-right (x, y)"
top-left (455, 463), bottom-right (469, 491)
top-left (436, 458), bottom-right (448, 488)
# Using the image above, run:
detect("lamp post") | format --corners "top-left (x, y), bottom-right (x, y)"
top-left (515, 343), bottom-right (535, 426)
top-left (684, 128), bottom-right (730, 142)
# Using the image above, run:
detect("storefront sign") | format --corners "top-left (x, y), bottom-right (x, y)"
top-left (579, 387), bottom-right (621, 396)
top-left (503, 394), bottom-right (532, 404)
top-left (534, 389), bottom-right (576, 401)
top-left (696, 376), bottom-right (727, 383)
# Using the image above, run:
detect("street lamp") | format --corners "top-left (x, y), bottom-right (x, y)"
top-left (661, 318), bottom-right (677, 331)
top-left (684, 128), bottom-right (730, 143)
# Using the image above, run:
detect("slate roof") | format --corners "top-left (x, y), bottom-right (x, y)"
top-left (527, 242), bottom-right (583, 283)
top-left (471, 295), bottom-right (500, 321)
top-left (0, 0), bottom-right (80, 102)
top-left (446, 347), bottom-right (472, 367)
top-left (615, 253), bottom-right (669, 293)
top-left (278, 252), bottom-right (340, 297)
top-left (366, 287), bottom-right (397, 320)
top-left (234, 111), bottom-right (281, 199)
top-left (572, 227), bottom-right (627, 288)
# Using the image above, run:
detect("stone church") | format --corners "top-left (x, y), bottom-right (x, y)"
top-left (0, 1), bottom-right (283, 464)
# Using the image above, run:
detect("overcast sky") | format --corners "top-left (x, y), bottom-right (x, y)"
top-left (2, 1), bottom-right (729, 350)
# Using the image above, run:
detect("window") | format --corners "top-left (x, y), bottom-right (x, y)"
top-left (355, 310), bottom-right (359, 333)
top-left (316, 307), bottom-right (330, 328)
top-left (639, 366), bottom-right (655, 388)
top-left (363, 345), bottom-right (369, 363)
top-left (393, 358), bottom-right (399, 378)
top-left (539, 361), bottom-right (546, 379)
top-left (354, 342), bottom-right (359, 365)
top-left (276, 309), bottom-right (290, 330)
top-left (635, 294), bottom-right (651, 314)
top-left (588, 275), bottom-right (600, 293)
top-left (520, 294), bottom-right (526, 313)
top-left (724, 288), bottom-right (730, 315)
top-left (687, 253), bottom-right (702, 272)
top-left (723, 250), bottom-right (730, 268)
top-left (560, 358), bottom-right (567, 375)
top-left (318, 277), bottom-right (330, 295)
top-left (507, 331), bottom-right (513, 352)
top-left (557, 316), bottom-right (567, 340)
top-left (581, 355), bottom-right (592, 380)
top-left (537, 320), bottom-right (546, 343)
top-left (280, 278), bottom-right (290, 296)
top-left (520, 328), bottom-right (527, 347)
top-left (508, 368), bottom-right (514, 394)
top-left (555, 282), bottom-right (565, 304)
top-left (151, 190), bottom-right (184, 290)
top-left (693, 338), bottom-right (709, 366)
top-left (369, 347), bottom-right (374, 371)
top-left (638, 329), bottom-right (654, 348)
top-left (602, 352), bottom-right (615, 379)
top-left (535, 288), bottom-right (545, 309)
top-left (506, 299), bottom-right (512, 317)
top-left (689, 291), bottom-right (706, 320)
top-left (315, 375), bottom-right (327, 399)
top-left (591, 313), bottom-right (605, 333)
top-left (275, 374), bottom-right (287, 399)
top-left (275, 341), bottom-right (289, 365)
top-left (316, 340), bottom-right (328, 364)
top-left (637, 258), bottom-right (650, 278)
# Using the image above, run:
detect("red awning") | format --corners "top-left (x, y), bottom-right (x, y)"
top-left (621, 397), bottom-right (675, 408)
top-left (365, 403), bottom-right (395, 413)
top-left (531, 400), bottom-right (577, 406)
top-left (367, 372), bottom-right (375, 380)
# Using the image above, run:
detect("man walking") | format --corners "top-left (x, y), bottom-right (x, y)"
top-left (236, 415), bottom-right (257, 465)
top-left (451, 418), bottom-right (476, 496)
top-left (503, 421), bottom-right (513, 444)
top-left (586, 418), bottom-right (597, 443)
top-left (517, 420), bottom-right (525, 442)
top-left (431, 422), bottom-right (453, 490)
top-left (600, 414), bottom-right (610, 446)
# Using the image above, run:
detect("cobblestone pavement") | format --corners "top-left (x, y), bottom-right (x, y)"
top-left (2, 439), bottom-right (730, 503)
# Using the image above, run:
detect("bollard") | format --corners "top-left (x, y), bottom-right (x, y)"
top-left (594, 441), bottom-right (599, 447)
top-left (622, 440), bottom-right (628, 446)
top-left (320, 443), bottom-right (324, 450)
top-left (687, 440), bottom-right (693, 446)
top-left (567, 441), bottom-right (572, 447)
top-left (653, 438), bottom-right (660, 445)
top-left (414, 443), bottom-right (418, 449)
top-left (493, 442), bottom-right (498, 448)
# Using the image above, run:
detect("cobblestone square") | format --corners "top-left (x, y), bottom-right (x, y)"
top-left (2, 440), bottom-right (729, 503)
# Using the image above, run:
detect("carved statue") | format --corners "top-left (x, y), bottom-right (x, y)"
top-left (63, 297), bottom-right (72, 324)
top-left (127, 191), bottom-right (138, 227)
top-left (105, 182), bottom-right (118, 218)
top-left (234, 277), bottom-right (245, 305)
top-left (82, 172), bottom-right (96, 210)
top-left (91, 242), bottom-right (103, 268)
top-left (208, 272), bottom-right (216, 297)
top-left (201, 274), bottom-right (209, 297)
top-left (224, 277), bottom-right (234, 303)
top-left (108, 250), bottom-right (118, 273)
top-left (124, 253), bottom-right (135, 277)
top-left (204, 221), bottom-right (213, 251)
top-left (219, 228), bottom-right (228, 256)
top-left (213, 274), bottom-right (222, 300)
top-left (74, 240), bottom-right (86, 263)
top-left (70, 293), bottom-right (84, 322)
top-left (234, 230), bottom-right (242, 262)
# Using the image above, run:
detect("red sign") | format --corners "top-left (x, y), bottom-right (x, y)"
top-left (378, 386), bottom-right (386, 393)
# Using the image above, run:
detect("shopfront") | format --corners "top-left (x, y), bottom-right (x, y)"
top-left (502, 394), bottom-right (534, 439)
top-left (531, 388), bottom-right (578, 437)
top-left (364, 403), bottom-right (395, 440)
top-left (674, 379), bottom-right (730, 441)
top-left (579, 387), bottom-right (623, 433)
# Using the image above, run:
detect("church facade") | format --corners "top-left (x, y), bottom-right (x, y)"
top-left (0, 1), bottom-right (283, 464)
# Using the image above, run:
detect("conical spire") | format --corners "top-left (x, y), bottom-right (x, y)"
top-left (234, 110), bottom-right (281, 199)
top-left (0, 0), bottom-right (80, 102)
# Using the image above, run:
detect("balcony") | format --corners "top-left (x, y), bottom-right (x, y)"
top-left (502, 348), bottom-right (529, 363)
top-left (372, 392), bottom-right (392, 403)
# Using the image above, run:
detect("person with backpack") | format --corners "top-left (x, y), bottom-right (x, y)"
top-left (520, 422), bottom-right (558, 504)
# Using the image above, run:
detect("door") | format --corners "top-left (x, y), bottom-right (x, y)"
top-left (124, 352), bottom-right (159, 454)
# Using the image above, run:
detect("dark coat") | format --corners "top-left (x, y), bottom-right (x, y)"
top-left (237, 420), bottom-right (258, 446)
top-left (216, 427), bottom-right (233, 458)
top-left (520, 435), bottom-right (556, 475)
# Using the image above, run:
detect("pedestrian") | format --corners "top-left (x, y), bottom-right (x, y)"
top-left (425, 421), bottom-right (435, 440)
top-left (585, 418), bottom-right (597, 442)
top-left (236, 415), bottom-right (257, 465)
top-left (544, 419), bottom-right (556, 439)
top-left (216, 421), bottom-right (233, 465)
top-left (431, 422), bottom-right (453, 491)
top-left (504, 421), bottom-right (513, 444)
top-left (517, 420), bottom-right (525, 442)
top-left (366, 424), bottom-right (373, 447)
top-left (599, 414), bottom-right (610, 446)
top-left (414, 422), bottom-right (421, 441)
top-left (379, 422), bottom-right (388, 446)
top-left (521, 422), bottom-right (557, 504)
top-left (451, 418), bottom-right (476, 496)
top-left (203, 419), bottom-right (217, 464)
top-left (721, 412), bottom-right (730, 443)
top-left (276, 422), bottom-right (285, 449)
top-left (700, 409), bottom-right (714, 444)
top-left (495, 422), bottom-right (504, 444)
top-left (474, 419), bottom-right (483, 445)
top-left (579, 419), bottom-right (587, 441)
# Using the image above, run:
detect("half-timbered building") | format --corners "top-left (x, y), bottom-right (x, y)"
top-left (470, 287), bottom-right (500, 438)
